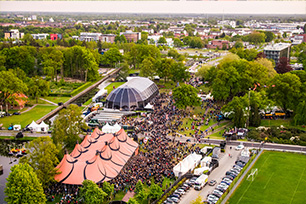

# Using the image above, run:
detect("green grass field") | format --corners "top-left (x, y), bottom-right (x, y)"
top-left (0, 105), bottom-right (56, 128)
top-left (105, 82), bottom-right (125, 94)
top-left (227, 151), bottom-right (306, 204)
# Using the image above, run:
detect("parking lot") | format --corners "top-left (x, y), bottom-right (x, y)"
top-left (178, 145), bottom-right (242, 203)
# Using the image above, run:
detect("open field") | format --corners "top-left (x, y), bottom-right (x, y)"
top-left (227, 151), bottom-right (306, 204)
top-left (0, 105), bottom-right (56, 128)
top-left (105, 82), bottom-right (125, 94)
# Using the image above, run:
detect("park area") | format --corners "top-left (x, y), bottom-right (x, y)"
top-left (227, 151), bottom-right (306, 204)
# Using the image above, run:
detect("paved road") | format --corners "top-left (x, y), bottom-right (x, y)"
top-left (179, 145), bottom-right (242, 203)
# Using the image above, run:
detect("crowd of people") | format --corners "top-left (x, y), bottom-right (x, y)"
top-left (46, 75), bottom-right (223, 203)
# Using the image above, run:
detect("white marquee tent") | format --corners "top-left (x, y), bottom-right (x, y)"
top-left (173, 152), bottom-right (202, 177)
top-left (102, 123), bottom-right (121, 134)
top-left (28, 120), bottom-right (49, 132)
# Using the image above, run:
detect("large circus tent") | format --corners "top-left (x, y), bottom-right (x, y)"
top-left (54, 127), bottom-right (138, 185)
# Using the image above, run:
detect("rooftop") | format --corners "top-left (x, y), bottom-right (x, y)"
top-left (264, 43), bottom-right (291, 51)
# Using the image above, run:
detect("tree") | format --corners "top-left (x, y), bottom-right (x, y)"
top-left (128, 197), bottom-right (139, 204)
top-left (156, 58), bottom-right (174, 82)
top-left (264, 31), bottom-right (275, 42)
top-left (102, 181), bottom-right (114, 201)
top-left (191, 196), bottom-right (203, 204)
top-left (52, 104), bottom-right (88, 150)
top-left (101, 47), bottom-right (123, 67)
top-left (173, 84), bottom-right (200, 109)
top-left (173, 38), bottom-right (183, 47)
top-left (234, 41), bottom-right (244, 48)
top-left (5, 163), bottom-right (46, 204)
top-left (118, 62), bottom-right (130, 80)
top-left (148, 182), bottom-right (163, 202)
top-left (158, 36), bottom-right (167, 45)
top-left (27, 76), bottom-right (50, 103)
top-left (268, 73), bottom-right (301, 112)
top-left (293, 101), bottom-right (306, 125)
top-left (0, 70), bottom-right (28, 112)
top-left (135, 180), bottom-right (144, 194)
top-left (275, 57), bottom-right (292, 74)
top-left (79, 180), bottom-right (107, 204)
top-left (140, 57), bottom-right (156, 79)
top-left (255, 58), bottom-right (277, 79)
top-left (20, 137), bottom-right (59, 188)
top-left (170, 62), bottom-right (190, 83)
top-left (247, 32), bottom-right (265, 44)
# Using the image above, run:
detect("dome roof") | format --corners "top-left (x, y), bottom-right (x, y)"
top-left (106, 77), bottom-right (159, 110)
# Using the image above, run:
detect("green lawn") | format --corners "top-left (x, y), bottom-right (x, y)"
top-left (0, 105), bottom-right (56, 128)
top-left (105, 82), bottom-right (125, 94)
top-left (44, 96), bottom-right (71, 104)
top-left (227, 151), bottom-right (306, 204)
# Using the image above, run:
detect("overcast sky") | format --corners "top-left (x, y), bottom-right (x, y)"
top-left (1, 1), bottom-right (305, 15)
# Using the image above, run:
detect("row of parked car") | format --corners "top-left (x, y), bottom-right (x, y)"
top-left (163, 176), bottom-right (200, 204)
top-left (205, 159), bottom-right (248, 204)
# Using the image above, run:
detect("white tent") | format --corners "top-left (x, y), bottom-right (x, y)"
top-left (92, 89), bottom-right (107, 102)
top-left (13, 124), bottom-right (21, 131)
top-left (201, 156), bottom-right (212, 167)
top-left (144, 103), bottom-right (154, 110)
top-left (102, 123), bottom-right (112, 133)
top-left (113, 123), bottom-right (121, 133)
top-left (173, 152), bottom-right (202, 177)
top-left (28, 120), bottom-right (40, 132)
top-left (38, 121), bottom-right (49, 132)
top-left (173, 161), bottom-right (190, 177)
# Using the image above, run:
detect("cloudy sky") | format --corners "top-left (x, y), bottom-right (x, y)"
top-left (1, 1), bottom-right (305, 15)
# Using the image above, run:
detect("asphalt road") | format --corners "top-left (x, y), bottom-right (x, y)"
top-left (179, 145), bottom-right (242, 203)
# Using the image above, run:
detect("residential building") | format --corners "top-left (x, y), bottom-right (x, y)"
top-left (4, 29), bottom-right (24, 39)
top-left (120, 31), bottom-right (141, 42)
top-left (80, 32), bottom-right (101, 42)
top-left (100, 34), bottom-right (116, 43)
top-left (207, 40), bottom-right (229, 50)
top-left (50, 34), bottom-right (63, 41)
top-left (31, 33), bottom-right (49, 40)
top-left (263, 43), bottom-right (291, 65)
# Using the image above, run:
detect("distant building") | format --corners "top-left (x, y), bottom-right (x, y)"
top-left (263, 43), bottom-right (291, 65)
top-left (50, 34), bottom-right (62, 41)
top-left (100, 34), bottom-right (116, 43)
top-left (31, 33), bottom-right (49, 40)
top-left (80, 32), bottom-right (101, 42)
top-left (4, 29), bottom-right (24, 39)
top-left (120, 31), bottom-right (141, 42)
top-left (206, 40), bottom-right (229, 50)
top-left (290, 34), bottom-right (306, 45)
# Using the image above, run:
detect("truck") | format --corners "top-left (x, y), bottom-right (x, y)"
top-left (194, 174), bottom-right (208, 190)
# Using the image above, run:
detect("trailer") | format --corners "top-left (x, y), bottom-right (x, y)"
top-left (194, 174), bottom-right (208, 190)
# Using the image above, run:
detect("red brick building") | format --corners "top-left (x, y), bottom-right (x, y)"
top-left (206, 40), bottom-right (230, 50)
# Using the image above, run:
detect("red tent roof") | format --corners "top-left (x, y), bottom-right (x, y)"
top-left (54, 128), bottom-right (138, 185)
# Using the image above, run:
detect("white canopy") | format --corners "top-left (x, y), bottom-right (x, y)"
top-left (102, 123), bottom-right (121, 134)
top-left (113, 123), bottom-right (121, 132)
top-left (173, 152), bottom-right (202, 177)
top-left (28, 120), bottom-right (49, 132)
top-left (28, 120), bottom-right (39, 131)
top-left (13, 124), bottom-right (21, 131)
top-left (201, 156), bottom-right (212, 167)
top-left (92, 89), bottom-right (107, 102)
top-left (144, 103), bottom-right (154, 110)
top-left (39, 121), bottom-right (49, 132)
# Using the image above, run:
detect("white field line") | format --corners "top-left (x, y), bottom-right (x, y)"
top-left (237, 178), bottom-right (254, 204)
top-left (263, 172), bottom-right (274, 189)
top-left (289, 165), bottom-right (306, 204)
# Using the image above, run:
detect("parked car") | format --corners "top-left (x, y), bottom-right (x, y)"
top-left (208, 179), bottom-right (217, 186)
top-left (212, 189), bottom-right (223, 198)
top-left (235, 144), bottom-right (244, 150)
top-left (215, 186), bottom-right (226, 193)
top-left (224, 175), bottom-right (235, 180)
top-left (169, 196), bottom-right (180, 203)
top-left (221, 180), bottom-right (231, 186)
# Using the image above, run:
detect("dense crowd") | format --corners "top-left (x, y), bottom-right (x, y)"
top-left (47, 75), bottom-right (222, 203)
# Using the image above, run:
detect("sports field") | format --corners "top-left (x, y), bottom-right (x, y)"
top-left (227, 151), bottom-right (306, 204)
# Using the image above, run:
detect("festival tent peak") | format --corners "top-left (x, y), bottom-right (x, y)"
top-left (28, 120), bottom-right (39, 131)
top-left (54, 127), bottom-right (138, 185)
